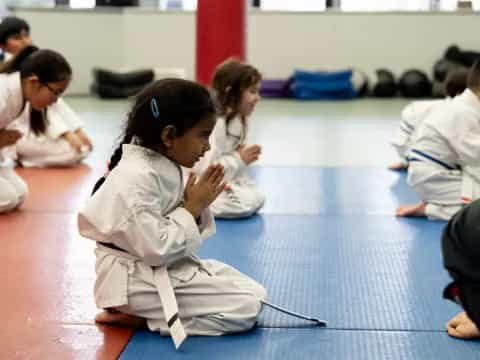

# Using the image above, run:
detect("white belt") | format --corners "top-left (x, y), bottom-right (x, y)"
top-left (153, 267), bottom-right (187, 349)
top-left (99, 244), bottom-right (187, 349)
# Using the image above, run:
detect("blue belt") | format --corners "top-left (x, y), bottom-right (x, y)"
top-left (408, 149), bottom-right (459, 171)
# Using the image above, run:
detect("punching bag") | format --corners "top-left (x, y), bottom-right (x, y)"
top-left (398, 69), bottom-right (432, 98)
top-left (372, 69), bottom-right (397, 98)
top-left (196, 0), bottom-right (246, 85)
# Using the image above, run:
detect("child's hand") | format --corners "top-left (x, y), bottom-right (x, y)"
top-left (237, 144), bottom-right (261, 165)
top-left (183, 164), bottom-right (225, 218)
top-left (74, 129), bottom-right (93, 151)
top-left (63, 131), bottom-right (83, 153)
top-left (0, 129), bottom-right (22, 149)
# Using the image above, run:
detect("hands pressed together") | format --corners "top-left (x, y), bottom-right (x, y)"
top-left (183, 164), bottom-right (226, 219)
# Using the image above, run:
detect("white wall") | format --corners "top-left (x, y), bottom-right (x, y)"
top-left (122, 10), bottom-right (195, 77)
top-left (13, 8), bottom-right (126, 94)
top-left (11, 8), bottom-right (480, 94)
top-left (248, 11), bottom-right (480, 81)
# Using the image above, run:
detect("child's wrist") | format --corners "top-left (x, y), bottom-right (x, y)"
top-left (183, 202), bottom-right (201, 219)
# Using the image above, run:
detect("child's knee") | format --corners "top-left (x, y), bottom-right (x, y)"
top-left (212, 200), bottom-right (261, 218)
top-left (251, 283), bottom-right (268, 302)
top-left (255, 191), bottom-right (266, 206)
top-left (12, 178), bottom-right (28, 206)
top-left (15, 179), bottom-right (28, 200)
top-left (62, 146), bottom-right (90, 166)
top-left (235, 292), bottom-right (265, 329)
top-left (0, 185), bottom-right (23, 213)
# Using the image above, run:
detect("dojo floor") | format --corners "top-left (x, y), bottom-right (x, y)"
top-left (2, 97), bottom-right (480, 359)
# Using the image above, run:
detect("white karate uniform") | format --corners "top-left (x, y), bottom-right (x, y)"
top-left (0, 72), bottom-right (28, 213)
top-left (391, 98), bottom-right (448, 164)
top-left (8, 99), bottom-right (90, 167)
top-left (407, 89), bottom-right (480, 220)
top-left (78, 144), bottom-right (266, 349)
top-left (193, 116), bottom-right (265, 218)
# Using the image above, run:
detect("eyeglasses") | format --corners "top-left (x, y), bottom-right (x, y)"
top-left (42, 82), bottom-right (64, 97)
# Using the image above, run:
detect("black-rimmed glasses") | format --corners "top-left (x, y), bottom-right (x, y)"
top-left (43, 83), bottom-right (64, 97)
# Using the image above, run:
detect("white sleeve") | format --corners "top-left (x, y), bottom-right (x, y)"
top-left (54, 98), bottom-right (84, 130)
top-left (0, 97), bottom-right (11, 129)
top-left (6, 106), bottom-right (29, 134)
top-left (197, 208), bottom-right (216, 239)
top-left (449, 115), bottom-right (480, 167)
top-left (207, 119), bottom-right (246, 181)
top-left (45, 99), bottom-right (83, 139)
top-left (78, 175), bottom-right (211, 267)
top-left (118, 205), bottom-right (205, 266)
top-left (79, 202), bottom-right (207, 267)
top-left (45, 105), bottom-right (70, 139)
top-left (391, 102), bottom-right (418, 159)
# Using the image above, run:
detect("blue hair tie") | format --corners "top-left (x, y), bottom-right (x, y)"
top-left (150, 98), bottom-right (160, 119)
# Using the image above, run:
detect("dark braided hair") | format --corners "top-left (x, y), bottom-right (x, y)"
top-left (91, 78), bottom-right (216, 195)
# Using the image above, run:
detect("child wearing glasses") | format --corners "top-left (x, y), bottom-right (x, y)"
top-left (0, 16), bottom-right (92, 167)
top-left (0, 46), bottom-right (72, 212)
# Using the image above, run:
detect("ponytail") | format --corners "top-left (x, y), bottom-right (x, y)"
top-left (91, 131), bottom-right (133, 195)
top-left (29, 108), bottom-right (48, 135)
top-left (91, 78), bottom-right (216, 195)
top-left (0, 45), bottom-right (38, 74)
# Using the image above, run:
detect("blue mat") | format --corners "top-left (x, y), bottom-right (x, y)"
top-left (251, 167), bottom-right (420, 215)
top-left (120, 328), bottom-right (480, 359)
top-left (200, 215), bottom-right (455, 331)
top-left (120, 167), bottom-right (469, 359)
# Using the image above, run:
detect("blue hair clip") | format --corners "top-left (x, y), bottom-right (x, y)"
top-left (150, 98), bottom-right (160, 119)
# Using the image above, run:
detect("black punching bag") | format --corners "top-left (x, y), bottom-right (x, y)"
top-left (372, 69), bottom-right (397, 97)
top-left (398, 69), bottom-right (432, 98)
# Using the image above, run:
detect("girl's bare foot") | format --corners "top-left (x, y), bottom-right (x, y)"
top-left (95, 309), bottom-right (147, 329)
top-left (446, 311), bottom-right (480, 339)
top-left (388, 162), bottom-right (408, 171)
top-left (396, 202), bottom-right (427, 217)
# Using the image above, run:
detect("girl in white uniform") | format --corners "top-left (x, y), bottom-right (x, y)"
top-left (396, 63), bottom-right (480, 220)
top-left (0, 17), bottom-right (92, 167)
top-left (9, 98), bottom-right (91, 167)
top-left (78, 79), bottom-right (267, 349)
top-left (193, 59), bottom-right (265, 218)
top-left (389, 70), bottom-right (468, 170)
top-left (0, 46), bottom-right (71, 213)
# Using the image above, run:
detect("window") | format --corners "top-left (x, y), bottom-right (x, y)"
top-left (340, 0), bottom-right (474, 11)
top-left (159, 0), bottom-right (197, 10)
top-left (5, 0), bottom-right (55, 6)
top-left (260, 0), bottom-right (326, 11)
top-left (70, 0), bottom-right (95, 8)
top-left (3, 0), bottom-right (478, 11)
top-left (342, 0), bottom-right (429, 11)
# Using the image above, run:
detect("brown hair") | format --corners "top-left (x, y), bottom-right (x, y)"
top-left (211, 58), bottom-right (261, 122)
top-left (444, 69), bottom-right (468, 97)
top-left (467, 61), bottom-right (480, 92)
